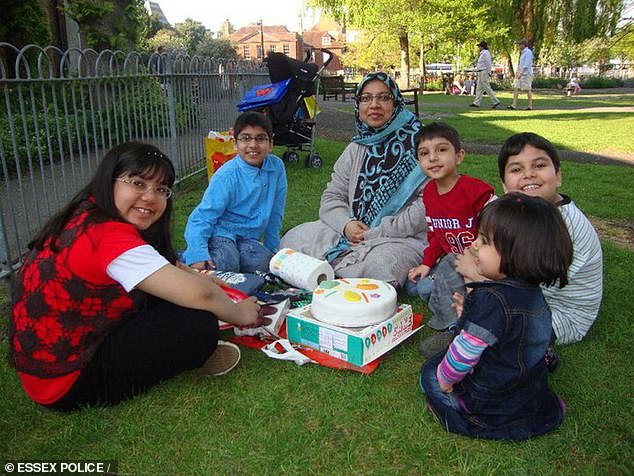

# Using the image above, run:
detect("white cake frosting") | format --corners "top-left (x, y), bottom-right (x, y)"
top-left (310, 278), bottom-right (397, 327)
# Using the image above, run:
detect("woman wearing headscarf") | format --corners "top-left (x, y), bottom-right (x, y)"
top-left (280, 72), bottom-right (428, 287)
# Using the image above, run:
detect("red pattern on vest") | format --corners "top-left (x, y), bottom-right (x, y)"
top-left (11, 211), bottom-right (136, 378)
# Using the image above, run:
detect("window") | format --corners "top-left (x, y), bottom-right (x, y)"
top-left (243, 46), bottom-right (250, 60)
top-left (270, 44), bottom-right (276, 52)
top-left (283, 44), bottom-right (290, 55)
top-left (256, 45), bottom-right (263, 59)
top-left (322, 36), bottom-right (331, 46)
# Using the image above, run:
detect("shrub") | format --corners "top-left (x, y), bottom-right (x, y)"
top-left (580, 76), bottom-right (624, 88)
top-left (424, 78), bottom-right (443, 91)
top-left (533, 77), bottom-right (568, 89)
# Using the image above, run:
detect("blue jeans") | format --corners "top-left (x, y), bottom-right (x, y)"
top-left (404, 275), bottom-right (434, 301)
top-left (209, 236), bottom-right (273, 273)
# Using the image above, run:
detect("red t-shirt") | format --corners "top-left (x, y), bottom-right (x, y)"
top-left (422, 175), bottom-right (495, 268)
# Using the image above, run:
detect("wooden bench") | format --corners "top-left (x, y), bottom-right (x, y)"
top-left (401, 88), bottom-right (420, 117)
top-left (321, 75), bottom-right (358, 102)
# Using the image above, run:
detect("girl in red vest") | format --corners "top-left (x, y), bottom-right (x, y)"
top-left (10, 141), bottom-right (260, 411)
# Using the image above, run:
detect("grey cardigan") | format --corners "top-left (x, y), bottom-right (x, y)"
top-left (280, 142), bottom-right (428, 286)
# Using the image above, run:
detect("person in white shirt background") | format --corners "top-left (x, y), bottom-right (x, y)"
top-left (508, 39), bottom-right (534, 110)
top-left (469, 41), bottom-right (502, 109)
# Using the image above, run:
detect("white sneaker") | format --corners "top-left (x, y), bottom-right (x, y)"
top-left (196, 341), bottom-right (241, 376)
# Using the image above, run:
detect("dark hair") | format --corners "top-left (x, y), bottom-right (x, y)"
top-left (497, 132), bottom-right (561, 179)
top-left (415, 122), bottom-right (461, 152)
top-left (233, 111), bottom-right (273, 139)
top-left (477, 193), bottom-right (572, 287)
top-left (29, 141), bottom-right (177, 263)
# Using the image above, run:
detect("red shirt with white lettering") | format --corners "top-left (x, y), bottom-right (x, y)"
top-left (421, 175), bottom-right (495, 268)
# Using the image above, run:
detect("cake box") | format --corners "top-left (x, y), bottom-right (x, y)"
top-left (286, 303), bottom-right (419, 367)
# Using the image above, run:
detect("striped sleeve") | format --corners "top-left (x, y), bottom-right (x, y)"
top-left (436, 329), bottom-right (489, 387)
top-left (543, 200), bottom-right (603, 344)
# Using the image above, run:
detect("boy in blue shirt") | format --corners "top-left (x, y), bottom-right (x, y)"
top-left (182, 112), bottom-right (287, 273)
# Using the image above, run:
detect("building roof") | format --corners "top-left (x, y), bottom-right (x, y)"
top-left (229, 25), bottom-right (299, 44)
top-left (302, 30), bottom-right (342, 49)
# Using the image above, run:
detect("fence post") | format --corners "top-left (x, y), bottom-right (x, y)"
top-left (164, 56), bottom-right (179, 172)
top-left (0, 210), bottom-right (12, 286)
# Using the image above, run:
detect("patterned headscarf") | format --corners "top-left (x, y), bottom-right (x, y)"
top-left (350, 72), bottom-right (423, 227)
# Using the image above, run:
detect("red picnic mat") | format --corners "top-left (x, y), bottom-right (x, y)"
top-left (230, 313), bottom-right (423, 375)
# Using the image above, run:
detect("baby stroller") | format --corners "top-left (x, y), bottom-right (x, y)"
top-left (237, 49), bottom-right (333, 168)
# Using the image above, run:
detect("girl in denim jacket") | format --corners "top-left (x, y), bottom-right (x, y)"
top-left (420, 193), bottom-right (572, 440)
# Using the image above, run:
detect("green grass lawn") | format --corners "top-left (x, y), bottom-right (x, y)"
top-left (1, 132), bottom-right (634, 472)
top-left (402, 89), bottom-right (634, 156)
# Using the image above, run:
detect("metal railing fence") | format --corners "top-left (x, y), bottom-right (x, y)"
top-left (0, 43), bottom-right (268, 280)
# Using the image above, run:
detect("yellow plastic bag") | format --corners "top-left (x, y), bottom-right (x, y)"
top-left (204, 131), bottom-right (236, 180)
top-left (303, 96), bottom-right (320, 119)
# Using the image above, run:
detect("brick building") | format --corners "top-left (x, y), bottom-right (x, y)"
top-left (301, 16), bottom-right (347, 75)
top-left (228, 24), bottom-right (305, 62)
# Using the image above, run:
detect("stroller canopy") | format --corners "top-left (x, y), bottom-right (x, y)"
top-left (266, 52), bottom-right (318, 96)
top-left (237, 78), bottom-right (291, 111)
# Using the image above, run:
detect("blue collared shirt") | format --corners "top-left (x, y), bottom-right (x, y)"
top-left (182, 153), bottom-right (287, 265)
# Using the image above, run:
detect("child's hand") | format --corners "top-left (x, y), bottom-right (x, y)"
top-left (190, 260), bottom-right (215, 271)
top-left (451, 292), bottom-right (465, 318)
top-left (177, 261), bottom-right (227, 286)
top-left (455, 249), bottom-right (482, 283)
top-left (407, 264), bottom-right (430, 282)
top-left (439, 380), bottom-right (454, 393)
top-left (344, 220), bottom-right (369, 244)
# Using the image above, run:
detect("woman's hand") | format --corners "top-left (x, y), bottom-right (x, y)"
top-left (408, 264), bottom-right (430, 282)
top-left (344, 220), bottom-right (369, 244)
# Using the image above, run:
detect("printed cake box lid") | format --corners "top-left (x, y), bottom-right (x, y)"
top-left (287, 304), bottom-right (419, 367)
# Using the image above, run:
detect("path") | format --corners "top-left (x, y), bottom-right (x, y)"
top-left (315, 92), bottom-right (634, 167)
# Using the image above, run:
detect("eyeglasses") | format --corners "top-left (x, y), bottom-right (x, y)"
top-left (356, 93), bottom-right (394, 104)
top-left (235, 134), bottom-right (270, 144)
top-left (115, 177), bottom-right (173, 199)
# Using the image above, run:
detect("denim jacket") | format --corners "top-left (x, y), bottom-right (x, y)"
top-left (454, 278), bottom-right (561, 433)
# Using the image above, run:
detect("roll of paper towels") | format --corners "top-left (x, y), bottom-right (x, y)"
top-left (269, 248), bottom-right (335, 291)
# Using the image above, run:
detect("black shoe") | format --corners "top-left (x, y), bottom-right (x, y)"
top-left (506, 105), bottom-right (516, 110)
top-left (545, 346), bottom-right (560, 373)
top-left (492, 102), bottom-right (501, 109)
top-left (468, 103), bottom-right (480, 108)
top-left (419, 331), bottom-right (454, 359)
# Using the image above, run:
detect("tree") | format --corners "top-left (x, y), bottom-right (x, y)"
top-left (482, 0), bottom-right (625, 71)
top-left (147, 28), bottom-right (182, 52)
top-left (63, 0), bottom-right (147, 50)
top-left (341, 31), bottom-right (401, 71)
top-left (174, 19), bottom-right (207, 53)
top-left (0, 0), bottom-right (50, 47)
top-left (311, 0), bottom-right (495, 87)
top-left (611, 21), bottom-right (634, 63)
top-left (195, 35), bottom-right (239, 59)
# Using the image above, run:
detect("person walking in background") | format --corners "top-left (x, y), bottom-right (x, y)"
top-left (469, 41), bottom-right (501, 109)
top-left (508, 39), bottom-right (534, 110)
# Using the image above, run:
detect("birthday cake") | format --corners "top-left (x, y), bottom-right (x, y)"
top-left (310, 278), bottom-right (397, 327)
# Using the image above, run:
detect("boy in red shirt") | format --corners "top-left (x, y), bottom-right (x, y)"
top-left (406, 123), bottom-right (495, 339)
